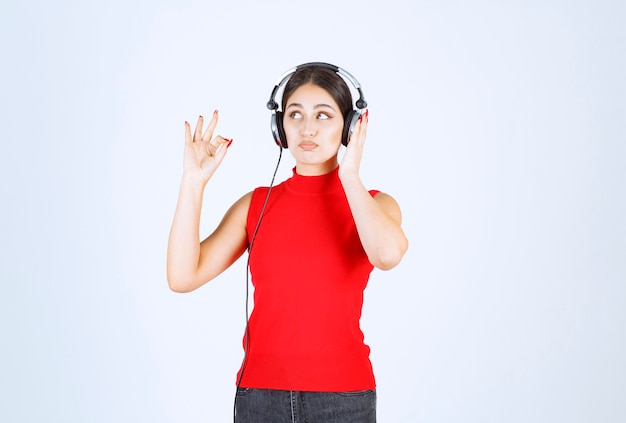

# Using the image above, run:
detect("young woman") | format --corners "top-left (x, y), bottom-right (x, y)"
top-left (167, 63), bottom-right (408, 422)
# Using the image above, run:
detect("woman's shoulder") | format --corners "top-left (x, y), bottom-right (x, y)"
top-left (371, 190), bottom-right (403, 222)
top-left (227, 191), bottom-right (253, 216)
top-left (370, 190), bottom-right (400, 204)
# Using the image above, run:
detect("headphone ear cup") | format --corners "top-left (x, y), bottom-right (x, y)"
top-left (270, 111), bottom-right (288, 148)
top-left (342, 110), bottom-right (361, 146)
top-left (276, 111), bottom-right (288, 148)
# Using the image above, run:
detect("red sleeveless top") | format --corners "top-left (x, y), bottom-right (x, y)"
top-left (238, 166), bottom-right (377, 391)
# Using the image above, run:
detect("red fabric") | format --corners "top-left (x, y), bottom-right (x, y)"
top-left (238, 166), bottom-right (378, 391)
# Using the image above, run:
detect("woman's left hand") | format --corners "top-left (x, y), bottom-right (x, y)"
top-left (339, 109), bottom-right (368, 177)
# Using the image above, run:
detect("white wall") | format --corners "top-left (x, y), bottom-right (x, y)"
top-left (1, 0), bottom-right (624, 421)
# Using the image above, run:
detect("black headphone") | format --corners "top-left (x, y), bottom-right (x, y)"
top-left (267, 62), bottom-right (368, 148)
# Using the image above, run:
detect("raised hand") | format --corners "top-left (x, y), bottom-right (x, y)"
top-left (183, 110), bottom-right (232, 184)
top-left (339, 109), bottom-right (368, 178)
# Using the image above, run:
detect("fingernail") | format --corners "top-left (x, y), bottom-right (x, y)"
top-left (199, 115), bottom-right (204, 119)
top-left (214, 109), bottom-right (218, 115)
top-left (226, 138), bottom-right (233, 148)
top-left (365, 109), bottom-right (369, 121)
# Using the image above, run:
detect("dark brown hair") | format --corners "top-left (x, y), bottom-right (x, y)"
top-left (281, 66), bottom-right (353, 121)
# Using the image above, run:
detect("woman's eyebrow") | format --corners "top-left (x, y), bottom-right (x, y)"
top-left (285, 102), bottom-right (336, 110)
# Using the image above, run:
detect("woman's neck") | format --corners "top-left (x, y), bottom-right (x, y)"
top-left (295, 158), bottom-right (339, 176)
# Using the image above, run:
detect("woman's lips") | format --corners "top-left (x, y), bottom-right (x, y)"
top-left (299, 141), bottom-right (317, 151)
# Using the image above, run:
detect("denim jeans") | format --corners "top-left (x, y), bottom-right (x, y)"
top-left (234, 388), bottom-right (376, 423)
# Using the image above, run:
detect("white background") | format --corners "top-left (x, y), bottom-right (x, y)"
top-left (1, 0), bottom-right (624, 421)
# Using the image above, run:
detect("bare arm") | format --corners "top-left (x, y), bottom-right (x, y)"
top-left (339, 111), bottom-right (408, 270)
top-left (166, 112), bottom-right (249, 292)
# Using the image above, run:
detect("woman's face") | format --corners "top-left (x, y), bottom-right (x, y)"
top-left (283, 83), bottom-right (344, 175)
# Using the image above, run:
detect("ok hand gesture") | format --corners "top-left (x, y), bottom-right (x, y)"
top-left (183, 110), bottom-right (232, 184)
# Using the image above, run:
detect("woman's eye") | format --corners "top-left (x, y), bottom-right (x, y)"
top-left (318, 112), bottom-right (330, 120)
top-left (290, 111), bottom-right (302, 119)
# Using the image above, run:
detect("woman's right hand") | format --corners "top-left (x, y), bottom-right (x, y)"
top-left (183, 110), bottom-right (232, 184)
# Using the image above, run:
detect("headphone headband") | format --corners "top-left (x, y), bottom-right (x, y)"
top-left (267, 62), bottom-right (368, 148)
top-left (267, 62), bottom-right (367, 111)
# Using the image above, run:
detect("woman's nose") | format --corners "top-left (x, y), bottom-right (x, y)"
top-left (300, 119), bottom-right (317, 137)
